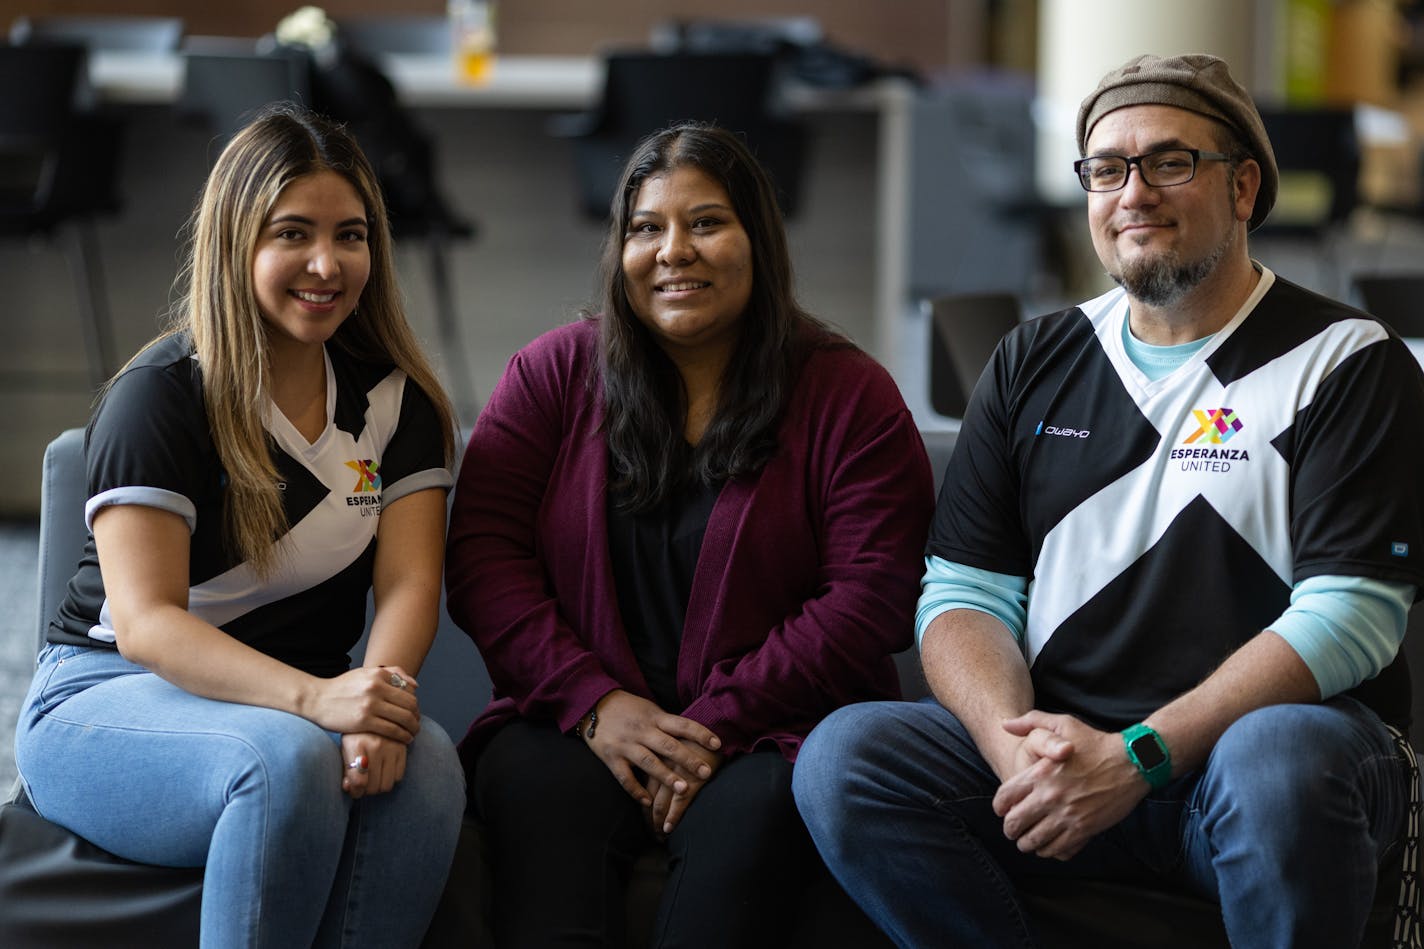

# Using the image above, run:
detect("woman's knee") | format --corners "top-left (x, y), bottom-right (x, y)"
top-left (221, 709), bottom-right (346, 814)
top-left (400, 718), bottom-right (466, 826)
top-left (673, 753), bottom-right (805, 867)
top-left (474, 719), bottom-right (629, 823)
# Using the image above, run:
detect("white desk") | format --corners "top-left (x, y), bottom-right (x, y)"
top-left (88, 51), bottom-right (603, 109)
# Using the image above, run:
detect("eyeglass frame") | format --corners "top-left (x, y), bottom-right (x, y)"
top-left (1073, 148), bottom-right (1233, 193)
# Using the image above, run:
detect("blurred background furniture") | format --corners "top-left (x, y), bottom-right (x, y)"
top-left (549, 49), bottom-right (808, 220)
top-left (927, 292), bottom-right (1020, 418)
top-left (0, 42), bottom-right (123, 388)
top-left (1255, 107), bottom-right (1361, 296)
top-left (9, 14), bottom-right (183, 52)
top-left (1352, 272), bottom-right (1424, 337)
top-left (338, 14), bottom-right (451, 57)
top-left (176, 48), bottom-right (312, 151)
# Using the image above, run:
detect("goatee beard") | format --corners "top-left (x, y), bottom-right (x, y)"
top-left (1109, 230), bottom-right (1233, 307)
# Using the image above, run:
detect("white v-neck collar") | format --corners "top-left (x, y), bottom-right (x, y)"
top-left (1093, 264), bottom-right (1276, 398)
top-left (266, 347), bottom-right (337, 457)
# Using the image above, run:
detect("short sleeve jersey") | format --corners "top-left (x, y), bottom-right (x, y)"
top-left (930, 272), bottom-right (1424, 731)
top-left (50, 333), bottom-right (452, 678)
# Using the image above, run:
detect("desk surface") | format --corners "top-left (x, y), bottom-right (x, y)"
top-left (90, 51), bottom-right (601, 108)
top-left (90, 50), bottom-right (893, 112)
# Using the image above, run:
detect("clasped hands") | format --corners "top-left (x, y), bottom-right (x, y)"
top-left (580, 690), bottom-right (723, 839)
top-left (304, 664), bottom-right (421, 799)
top-left (990, 710), bottom-right (1149, 861)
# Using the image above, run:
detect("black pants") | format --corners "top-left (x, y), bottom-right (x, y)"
top-left (472, 719), bottom-right (818, 948)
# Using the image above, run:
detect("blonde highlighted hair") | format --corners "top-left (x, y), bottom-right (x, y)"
top-left (155, 102), bottom-right (455, 575)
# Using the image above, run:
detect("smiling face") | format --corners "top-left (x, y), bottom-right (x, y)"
top-left (620, 165), bottom-right (754, 363)
top-left (252, 170), bottom-right (370, 357)
top-left (1086, 104), bottom-right (1258, 308)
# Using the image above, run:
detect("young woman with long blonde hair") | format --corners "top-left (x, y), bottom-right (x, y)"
top-left (14, 103), bottom-right (463, 948)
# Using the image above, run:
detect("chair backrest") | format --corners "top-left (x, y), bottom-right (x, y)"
top-left (928, 293), bottom-right (1020, 419)
top-left (10, 15), bottom-right (183, 52)
top-left (338, 15), bottom-right (451, 56)
top-left (37, 429), bottom-right (87, 655)
top-left (567, 50), bottom-right (806, 219)
top-left (1257, 107), bottom-right (1360, 232)
top-left (1352, 273), bottom-right (1424, 337)
top-left (177, 49), bottom-right (313, 147)
top-left (0, 43), bottom-right (120, 222)
top-left (649, 16), bottom-right (823, 55)
top-left (600, 50), bottom-right (781, 138)
top-left (0, 43), bottom-right (85, 136)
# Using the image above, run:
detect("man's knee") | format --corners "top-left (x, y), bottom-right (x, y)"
top-left (795, 702), bottom-right (902, 804)
top-left (1204, 700), bottom-right (1399, 825)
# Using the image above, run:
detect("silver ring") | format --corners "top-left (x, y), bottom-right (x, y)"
top-left (387, 672), bottom-right (406, 690)
top-left (347, 755), bottom-right (369, 773)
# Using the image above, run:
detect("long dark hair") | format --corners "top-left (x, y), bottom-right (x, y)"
top-left (596, 122), bottom-right (832, 512)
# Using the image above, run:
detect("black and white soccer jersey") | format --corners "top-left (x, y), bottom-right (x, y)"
top-left (50, 333), bottom-right (451, 678)
top-left (930, 270), bottom-right (1424, 731)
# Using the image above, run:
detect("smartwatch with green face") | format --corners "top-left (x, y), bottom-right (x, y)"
top-left (1122, 722), bottom-right (1172, 790)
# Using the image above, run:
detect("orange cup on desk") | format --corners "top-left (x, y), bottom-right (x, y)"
top-left (450, 0), bottom-right (496, 84)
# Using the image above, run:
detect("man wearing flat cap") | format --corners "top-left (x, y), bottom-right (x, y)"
top-left (794, 53), bottom-right (1424, 946)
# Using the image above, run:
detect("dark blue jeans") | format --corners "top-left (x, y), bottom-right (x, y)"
top-left (792, 696), bottom-right (1407, 949)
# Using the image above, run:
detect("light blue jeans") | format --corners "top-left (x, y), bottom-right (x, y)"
top-left (793, 696), bottom-right (1407, 949)
top-left (15, 643), bottom-right (466, 949)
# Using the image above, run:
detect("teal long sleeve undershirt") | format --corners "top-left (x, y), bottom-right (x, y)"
top-left (915, 556), bottom-right (1412, 698)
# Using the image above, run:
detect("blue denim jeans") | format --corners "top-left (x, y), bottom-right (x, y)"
top-left (792, 696), bottom-right (1407, 949)
top-left (14, 643), bottom-right (467, 949)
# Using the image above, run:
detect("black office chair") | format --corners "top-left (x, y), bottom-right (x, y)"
top-left (1256, 107), bottom-right (1360, 291)
top-left (1352, 273), bottom-right (1424, 337)
top-left (550, 50), bottom-right (807, 220)
top-left (8, 15), bottom-right (183, 52)
top-left (0, 42), bottom-right (123, 387)
top-left (338, 14), bottom-right (451, 56)
top-left (927, 292), bottom-right (1020, 419)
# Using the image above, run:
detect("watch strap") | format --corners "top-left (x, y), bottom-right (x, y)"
top-left (1121, 722), bottom-right (1172, 790)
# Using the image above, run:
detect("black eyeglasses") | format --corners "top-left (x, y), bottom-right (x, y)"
top-left (1074, 148), bottom-right (1231, 193)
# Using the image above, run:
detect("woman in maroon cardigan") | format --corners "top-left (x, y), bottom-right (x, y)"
top-left (445, 123), bottom-right (933, 947)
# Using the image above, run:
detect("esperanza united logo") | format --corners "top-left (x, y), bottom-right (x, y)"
top-left (344, 459), bottom-right (382, 516)
top-left (1171, 409), bottom-right (1248, 472)
top-left (1184, 408), bottom-right (1242, 445)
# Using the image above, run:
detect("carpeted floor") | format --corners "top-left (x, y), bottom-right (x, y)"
top-left (0, 519), bottom-right (39, 793)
